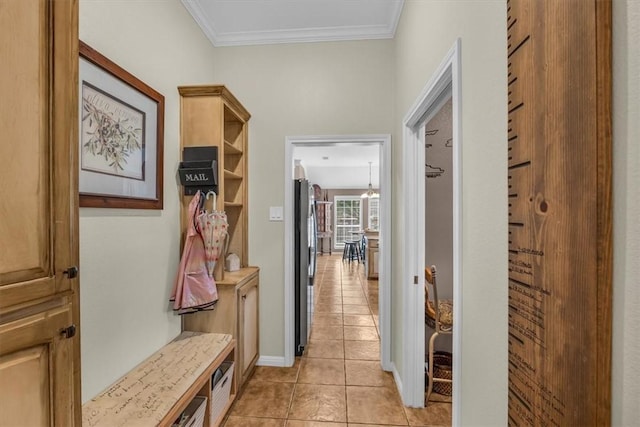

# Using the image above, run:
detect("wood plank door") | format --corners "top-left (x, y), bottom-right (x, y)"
top-left (506, 0), bottom-right (612, 424)
top-left (0, 0), bottom-right (79, 425)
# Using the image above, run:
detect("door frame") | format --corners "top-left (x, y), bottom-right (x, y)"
top-left (284, 134), bottom-right (392, 371)
top-left (401, 39), bottom-right (462, 420)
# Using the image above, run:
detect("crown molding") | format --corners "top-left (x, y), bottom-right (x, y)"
top-left (181, 0), bottom-right (221, 47)
top-left (213, 24), bottom-right (396, 47)
top-left (182, 0), bottom-right (404, 47)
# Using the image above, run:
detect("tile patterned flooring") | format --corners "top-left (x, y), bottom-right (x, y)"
top-left (223, 254), bottom-right (452, 426)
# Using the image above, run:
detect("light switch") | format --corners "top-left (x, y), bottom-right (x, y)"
top-left (269, 206), bottom-right (283, 221)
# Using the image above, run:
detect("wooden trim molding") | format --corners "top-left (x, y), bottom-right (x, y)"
top-left (595, 0), bottom-right (613, 421)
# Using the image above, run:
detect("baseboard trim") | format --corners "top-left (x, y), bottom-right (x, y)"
top-left (257, 355), bottom-right (287, 367)
top-left (391, 362), bottom-right (405, 404)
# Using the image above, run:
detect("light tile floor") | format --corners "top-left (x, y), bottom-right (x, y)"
top-left (223, 254), bottom-right (452, 426)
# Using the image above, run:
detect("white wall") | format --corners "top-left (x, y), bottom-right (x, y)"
top-left (611, 0), bottom-right (640, 424)
top-left (393, 1), bottom-right (508, 424)
top-left (305, 165), bottom-right (379, 190)
top-left (209, 41), bottom-right (394, 358)
top-left (79, 0), bottom-right (218, 402)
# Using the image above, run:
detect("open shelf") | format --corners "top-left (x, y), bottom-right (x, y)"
top-left (224, 170), bottom-right (243, 180)
top-left (224, 141), bottom-right (243, 154)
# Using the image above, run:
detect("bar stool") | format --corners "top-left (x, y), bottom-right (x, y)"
top-left (350, 231), bottom-right (365, 261)
top-left (342, 241), bottom-right (361, 263)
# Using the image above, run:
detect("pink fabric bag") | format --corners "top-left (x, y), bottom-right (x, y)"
top-left (170, 191), bottom-right (219, 314)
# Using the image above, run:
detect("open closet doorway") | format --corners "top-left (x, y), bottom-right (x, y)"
top-left (283, 135), bottom-right (392, 371)
top-left (424, 97), bottom-right (454, 406)
top-left (401, 39), bottom-right (461, 422)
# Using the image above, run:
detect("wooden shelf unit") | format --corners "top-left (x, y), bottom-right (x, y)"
top-left (178, 86), bottom-right (259, 395)
top-left (316, 201), bottom-right (333, 254)
top-left (178, 85), bottom-right (250, 268)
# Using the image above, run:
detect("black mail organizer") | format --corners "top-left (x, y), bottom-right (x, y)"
top-left (178, 146), bottom-right (218, 196)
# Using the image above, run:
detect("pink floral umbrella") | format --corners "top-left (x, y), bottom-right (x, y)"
top-left (197, 192), bottom-right (229, 277)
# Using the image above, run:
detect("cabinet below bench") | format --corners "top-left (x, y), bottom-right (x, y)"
top-left (82, 332), bottom-right (235, 427)
top-left (183, 267), bottom-right (259, 394)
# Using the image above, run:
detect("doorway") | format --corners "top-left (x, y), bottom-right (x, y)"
top-left (284, 135), bottom-right (392, 371)
top-left (401, 38), bottom-right (461, 420)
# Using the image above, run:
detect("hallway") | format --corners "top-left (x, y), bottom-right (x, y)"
top-left (223, 254), bottom-right (452, 426)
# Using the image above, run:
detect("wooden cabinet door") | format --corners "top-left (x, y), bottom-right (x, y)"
top-left (0, 0), bottom-right (79, 425)
top-left (372, 250), bottom-right (379, 276)
top-left (0, 303), bottom-right (74, 426)
top-left (238, 277), bottom-right (259, 379)
top-left (0, 0), bottom-right (78, 309)
top-left (367, 241), bottom-right (379, 279)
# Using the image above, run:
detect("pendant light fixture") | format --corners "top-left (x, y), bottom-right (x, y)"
top-left (361, 161), bottom-right (379, 199)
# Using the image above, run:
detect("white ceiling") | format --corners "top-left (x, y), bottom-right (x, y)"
top-left (293, 144), bottom-right (380, 189)
top-left (181, 0), bottom-right (405, 47)
top-left (293, 144), bottom-right (379, 168)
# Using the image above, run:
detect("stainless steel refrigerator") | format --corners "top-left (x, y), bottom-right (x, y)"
top-left (294, 179), bottom-right (317, 356)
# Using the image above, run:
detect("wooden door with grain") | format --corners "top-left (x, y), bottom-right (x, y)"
top-left (0, 0), bottom-right (77, 309)
top-left (506, 0), bottom-right (612, 424)
top-left (0, 0), bottom-right (79, 425)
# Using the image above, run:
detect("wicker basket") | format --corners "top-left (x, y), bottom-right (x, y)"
top-left (431, 352), bottom-right (452, 396)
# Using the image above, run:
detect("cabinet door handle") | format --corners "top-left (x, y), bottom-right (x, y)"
top-left (60, 324), bottom-right (77, 339)
top-left (63, 266), bottom-right (79, 279)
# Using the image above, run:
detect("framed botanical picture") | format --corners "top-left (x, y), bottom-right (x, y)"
top-left (79, 41), bottom-right (164, 209)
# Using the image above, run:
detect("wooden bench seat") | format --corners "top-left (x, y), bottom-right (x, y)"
top-left (83, 332), bottom-right (235, 427)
